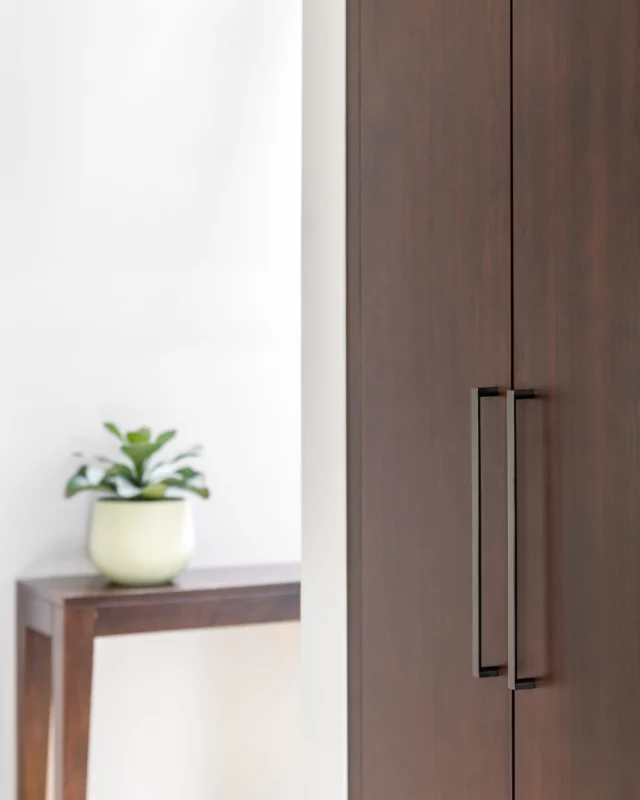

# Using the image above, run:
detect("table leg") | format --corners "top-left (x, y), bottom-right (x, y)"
top-left (17, 589), bottom-right (52, 800)
top-left (52, 607), bottom-right (95, 800)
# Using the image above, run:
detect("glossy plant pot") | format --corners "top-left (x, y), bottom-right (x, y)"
top-left (89, 499), bottom-right (194, 586)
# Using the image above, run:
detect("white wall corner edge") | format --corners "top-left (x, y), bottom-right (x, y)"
top-left (301, 0), bottom-right (348, 798)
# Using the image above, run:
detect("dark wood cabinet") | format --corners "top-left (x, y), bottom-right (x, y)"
top-left (349, 0), bottom-right (512, 797)
top-left (348, 0), bottom-right (640, 798)
top-left (512, 1), bottom-right (640, 797)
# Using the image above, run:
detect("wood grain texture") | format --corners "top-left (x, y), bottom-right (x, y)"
top-left (17, 586), bottom-right (52, 800)
top-left (95, 589), bottom-right (300, 636)
top-left (350, 0), bottom-right (512, 796)
top-left (52, 606), bottom-right (95, 800)
top-left (513, 0), bottom-right (640, 796)
top-left (20, 563), bottom-right (300, 608)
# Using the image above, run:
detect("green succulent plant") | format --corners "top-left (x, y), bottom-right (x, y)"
top-left (65, 423), bottom-right (210, 501)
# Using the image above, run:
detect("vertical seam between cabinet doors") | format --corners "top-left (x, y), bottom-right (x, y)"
top-left (510, 0), bottom-right (515, 392)
top-left (347, 0), bottom-right (363, 796)
top-left (511, 690), bottom-right (516, 800)
top-left (509, 0), bottom-right (517, 798)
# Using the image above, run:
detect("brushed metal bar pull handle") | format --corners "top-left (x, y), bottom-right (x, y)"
top-left (507, 389), bottom-right (536, 691)
top-left (472, 387), bottom-right (501, 679)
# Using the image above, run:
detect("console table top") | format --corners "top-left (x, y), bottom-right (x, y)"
top-left (19, 561), bottom-right (301, 607)
top-left (18, 562), bottom-right (301, 637)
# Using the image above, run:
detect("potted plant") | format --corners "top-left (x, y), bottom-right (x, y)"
top-left (65, 423), bottom-right (210, 586)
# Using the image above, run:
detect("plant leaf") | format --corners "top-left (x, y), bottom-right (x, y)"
top-left (126, 428), bottom-right (152, 444)
top-left (172, 446), bottom-right (204, 462)
top-left (143, 450), bottom-right (203, 484)
top-left (121, 442), bottom-right (163, 479)
top-left (65, 466), bottom-right (88, 497)
top-left (105, 462), bottom-right (138, 483)
top-left (155, 430), bottom-right (177, 449)
top-left (163, 476), bottom-right (210, 499)
top-left (85, 465), bottom-right (107, 486)
top-left (111, 476), bottom-right (142, 499)
top-left (179, 482), bottom-right (210, 499)
top-left (176, 467), bottom-right (200, 480)
top-left (104, 422), bottom-right (124, 441)
top-left (139, 483), bottom-right (168, 500)
top-left (143, 461), bottom-right (180, 484)
top-left (65, 466), bottom-right (116, 498)
top-left (66, 481), bottom-right (116, 497)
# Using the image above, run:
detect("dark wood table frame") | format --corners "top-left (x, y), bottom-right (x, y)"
top-left (17, 563), bottom-right (301, 800)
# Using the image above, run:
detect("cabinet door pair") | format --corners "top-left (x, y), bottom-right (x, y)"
top-left (348, 1), bottom-right (640, 798)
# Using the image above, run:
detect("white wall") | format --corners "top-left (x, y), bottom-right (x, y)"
top-left (0, 1), bottom-right (301, 798)
top-left (301, 0), bottom-right (347, 798)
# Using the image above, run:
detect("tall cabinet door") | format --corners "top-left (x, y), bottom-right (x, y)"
top-left (513, 1), bottom-right (640, 797)
top-left (349, 0), bottom-right (512, 797)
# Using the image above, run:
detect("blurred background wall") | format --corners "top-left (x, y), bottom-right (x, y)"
top-left (0, 1), bottom-right (302, 798)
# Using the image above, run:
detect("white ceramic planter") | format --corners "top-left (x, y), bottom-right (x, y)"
top-left (89, 499), bottom-right (195, 586)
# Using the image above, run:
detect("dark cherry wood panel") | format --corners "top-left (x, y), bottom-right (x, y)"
top-left (16, 563), bottom-right (300, 800)
top-left (350, 0), bottom-right (512, 797)
top-left (17, 586), bottom-right (51, 800)
top-left (21, 562), bottom-right (300, 608)
top-left (52, 606), bottom-right (95, 800)
top-left (513, 1), bottom-right (640, 797)
top-left (95, 589), bottom-right (300, 636)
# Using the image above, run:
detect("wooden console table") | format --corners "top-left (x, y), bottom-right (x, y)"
top-left (17, 563), bottom-right (300, 800)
